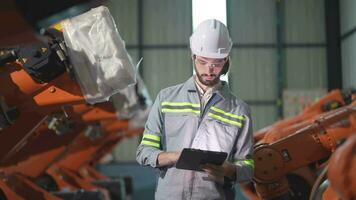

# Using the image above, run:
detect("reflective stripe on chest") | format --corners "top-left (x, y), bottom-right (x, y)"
top-left (161, 101), bottom-right (200, 115)
top-left (161, 101), bottom-right (245, 127)
top-left (208, 106), bottom-right (245, 127)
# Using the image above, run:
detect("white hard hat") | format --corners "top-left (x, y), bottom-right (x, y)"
top-left (190, 19), bottom-right (232, 59)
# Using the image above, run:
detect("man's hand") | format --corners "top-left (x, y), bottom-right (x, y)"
top-left (157, 151), bottom-right (181, 167)
top-left (201, 161), bottom-right (236, 184)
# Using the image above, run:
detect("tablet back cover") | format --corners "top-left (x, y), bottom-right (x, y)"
top-left (176, 148), bottom-right (227, 171)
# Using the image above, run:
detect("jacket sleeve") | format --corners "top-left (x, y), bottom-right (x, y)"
top-left (233, 105), bottom-right (254, 183)
top-left (136, 91), bottom-right (164, 168)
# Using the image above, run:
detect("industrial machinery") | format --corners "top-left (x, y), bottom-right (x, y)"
top-left (0, 5), bottom-right (147, 200)
top-left (324, 134), bottom-right (356, 200)
top-left (240, 90), bottom-right (356, 200)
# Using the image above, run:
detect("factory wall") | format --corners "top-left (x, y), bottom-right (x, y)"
top-left (140, 0), bottom-right (192, 97)
top-left (229, 0), bottom-right (327, 129)
top-left (340, 0), bottom-right (356, 89)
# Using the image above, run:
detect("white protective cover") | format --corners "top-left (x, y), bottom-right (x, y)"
top-left (62, 6), bottom-right (136, 104)
top-left (111, 72), bottom-right (152, 127)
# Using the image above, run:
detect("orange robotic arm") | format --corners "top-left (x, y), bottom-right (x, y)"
top-left (244, 101), bottom-right (356, 200)
top-left (325, 134), bottom-right (356, 200)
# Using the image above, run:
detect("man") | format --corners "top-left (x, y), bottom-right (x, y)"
top-left (136, 19), bottom-right (254, 200)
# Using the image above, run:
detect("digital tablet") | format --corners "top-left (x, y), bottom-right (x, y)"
top-left (176, 148), bottom-right (228, 171)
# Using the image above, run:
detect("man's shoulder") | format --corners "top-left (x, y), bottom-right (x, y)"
top-left (158, 82), bottom-right (186, 97)
top-left (225, 91), bottom-right (250, 113)
top-left (229, 93), bottom-right (247, 105)
top-left (220, 82), bottom-right (248, 108)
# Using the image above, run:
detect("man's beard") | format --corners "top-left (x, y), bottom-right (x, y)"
top-left (194, 65), bottom-right (221, 87)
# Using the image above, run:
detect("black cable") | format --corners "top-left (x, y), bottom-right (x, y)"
top-left (309, 167), bottom-right (328, 200)
top-left (0, 50), bottom-right (18, 66)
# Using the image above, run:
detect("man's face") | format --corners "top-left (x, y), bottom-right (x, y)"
top-left (194, 55), bottom-right (227, 87)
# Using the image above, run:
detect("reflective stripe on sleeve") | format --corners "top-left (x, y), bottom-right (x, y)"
top-left (235, 159), bottom-right (254, 168)
top-left (141, 140), bottom-right (160, 148)
top-left (143, 134), bottom-right (160, 141)
top-left (140, 134), bottom-right (161, 149)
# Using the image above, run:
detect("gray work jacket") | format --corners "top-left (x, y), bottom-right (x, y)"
top-left (136, 77), bottom-right (254, 200)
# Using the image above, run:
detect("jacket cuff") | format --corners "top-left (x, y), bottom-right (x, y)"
top-left (235, 164), bottom-right (253, 183)
top-left (149, 149), bottom-right (164, 168)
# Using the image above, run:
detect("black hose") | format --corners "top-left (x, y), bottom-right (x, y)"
top-left (309, 167), bottom-right (328, 200)
top-left (0, 50), bottom-right (17, 66)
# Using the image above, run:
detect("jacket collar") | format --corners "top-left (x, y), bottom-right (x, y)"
top-left (183, 76), bottom-right (230, 100)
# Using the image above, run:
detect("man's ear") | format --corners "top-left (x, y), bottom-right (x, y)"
top-left (221, 58), bottom-right (230, 75)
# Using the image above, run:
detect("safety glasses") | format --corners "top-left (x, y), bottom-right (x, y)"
top-left (194, 57), bottom-right (226, 68)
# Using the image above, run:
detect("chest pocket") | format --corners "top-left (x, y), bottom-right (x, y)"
top-left (163, 113), bottom-right (198, 151)
top-left (161, 101), bottom-right (200, 137)
top-left (163, 113), bottom-right (197, 137)
top-left (204, 117), bottom-right (239, 152)
top-left (204, 108), bottom-right (244, 152)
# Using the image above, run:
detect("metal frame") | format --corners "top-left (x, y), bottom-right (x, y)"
top-left (341, 26), bottom-right (356, 41)
top-left (137, 0), bottom-right (143, 75)
top-left (325, 0), bottom-right (342, 90)
top-left (276, 0), bottom-right (285, 118)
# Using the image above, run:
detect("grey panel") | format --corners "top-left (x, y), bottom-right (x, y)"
top-left (142, 49), bottom-right (192, 98)
top-left (341, 33), bottom-right (356, 89)
top-left (340, 0), bottom-right (356, 35)
top-left (286, 48), bottom-right (327, 89)
top-left (127, 49), bottom-right (139, 66)
top-left (105, 0), bottom-right (138, 45)
top-left (229, 49), bottom-right (277, 101)
top-left (230, 0), bottom-right (276, 43)
top-left (284, 0), bottom-right (326, 43)
top-left (142, 0), bottom-right (192, 45)
top-left (250, 105), bottom-right (278, 132)
top-left (283, 89), bottom-right (326, 118)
